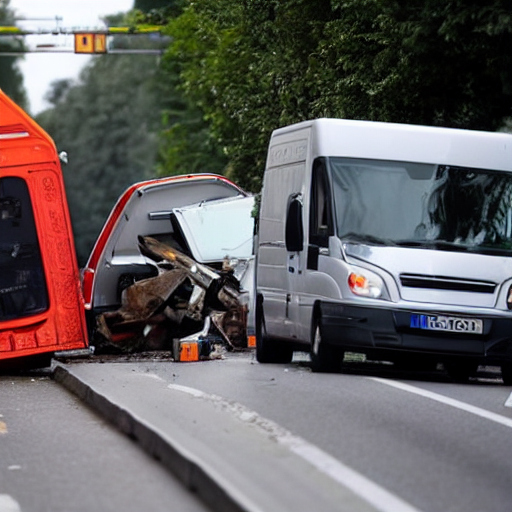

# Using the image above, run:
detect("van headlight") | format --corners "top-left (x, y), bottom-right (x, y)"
top-left (348, 268), bottom-right (385, 299)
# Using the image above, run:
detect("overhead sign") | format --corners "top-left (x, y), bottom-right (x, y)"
top-left (74, 33), bottom-right (107, 54)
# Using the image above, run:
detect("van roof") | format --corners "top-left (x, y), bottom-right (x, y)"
top-left (271, 118), bottom-right (512, 171)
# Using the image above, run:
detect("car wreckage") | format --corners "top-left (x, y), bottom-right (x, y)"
top-left (0, 90), bottom-right (255, 367)
top-left (82, 174), bottom-right (256, 359)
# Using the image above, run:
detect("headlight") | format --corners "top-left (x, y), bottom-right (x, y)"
top-left (507, 285), bottom-right (512, 310)
top-left (348, 269), bottom-right (384, 298)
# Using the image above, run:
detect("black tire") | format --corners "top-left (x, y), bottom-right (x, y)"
top-left (255, 297), bottom-right (293, 364)
top-left (394, 356), bottom-right (438, 373)
top-left (501, 363), bottom-right (512, 386)
top-left (445, 360), bottom-right (478, 383)
top-left (310, 316), bottom-right (343, 373)
top-left (0, 353), bottom-right (53, 373)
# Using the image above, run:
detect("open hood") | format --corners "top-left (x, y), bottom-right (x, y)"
top-left (173, 196), bottom-right (255, 263)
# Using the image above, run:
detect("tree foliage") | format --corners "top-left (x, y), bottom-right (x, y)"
top-left (37, 48), bottom-right (163, 265)
top-left (32, 0), bottom-right (512, 263)
top-left (0, 0), bottom-right (27, 109)
top-left (160, 0), bottom-right (512, 192)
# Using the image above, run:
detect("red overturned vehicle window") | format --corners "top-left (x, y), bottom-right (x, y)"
top-left (0, 177), bottom-right (48, 320)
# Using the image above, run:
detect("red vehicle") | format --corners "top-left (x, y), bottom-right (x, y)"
top-left (0, 90), bottom-right (87, 367)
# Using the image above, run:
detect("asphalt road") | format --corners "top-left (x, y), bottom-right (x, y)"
top-left (0, 372), bottom-right (209, 512)
top-left (69, 350), bottom-right (512, 512)
top-left (2, 351), bottom-right (512, 512)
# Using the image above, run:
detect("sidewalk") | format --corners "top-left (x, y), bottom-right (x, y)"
top-left (52, 360), bottom-right (379, 512)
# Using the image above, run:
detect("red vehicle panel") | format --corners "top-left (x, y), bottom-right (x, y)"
top-left (0, 90), bottom-right (87, 364)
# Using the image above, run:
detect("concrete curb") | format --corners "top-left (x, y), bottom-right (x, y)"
top-left (52, 363), bottom-right (255, 512)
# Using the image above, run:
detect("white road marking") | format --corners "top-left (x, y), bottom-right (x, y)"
top-left (505, 392), bottom-right (512, 408)
top-left (370, 377), bottom-right (512, 428)
top-left (0, 495), bottom-right (21, 512)
top-left (168, 383), bottom-right (422, 512)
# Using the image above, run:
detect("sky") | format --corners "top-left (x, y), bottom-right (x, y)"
top-left (9, 0), bottom-right (134, 115)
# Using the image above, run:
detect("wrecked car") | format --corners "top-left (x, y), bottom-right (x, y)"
top-left (81, 174), bottom-right (255, 357)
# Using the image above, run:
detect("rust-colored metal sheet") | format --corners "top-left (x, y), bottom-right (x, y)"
top-left (93, 237), bottom-right (248, 356)
top-left (0, 90), bottom-right (88, 364)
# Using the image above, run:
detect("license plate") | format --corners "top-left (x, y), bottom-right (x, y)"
top-left (410, 314), bottom-right (483, 334)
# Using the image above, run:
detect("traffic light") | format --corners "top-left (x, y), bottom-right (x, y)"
top-left (74, 33), bottom-right (106, 54)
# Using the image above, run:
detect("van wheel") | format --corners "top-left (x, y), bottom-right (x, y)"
top-left (255, 298), bottom-right (293, 364)
top-left (394, 356), bottom-right (438, 373)
top-left (310, 318), bottom-right (342, 373)
top-left (445, 360), bottom-right (478, 383)
top-left (501, 364), bottom-right (512, 386)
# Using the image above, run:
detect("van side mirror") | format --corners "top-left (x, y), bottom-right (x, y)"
top-left (285, 196), bottom-right (304, 252)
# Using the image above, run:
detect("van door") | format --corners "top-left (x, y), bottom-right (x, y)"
top-left (292, 159), bottom-right (334, 342)
top-left (258, 165), bottom-right (307, 338)
top-left (284, 193), bottom-right (305, 339)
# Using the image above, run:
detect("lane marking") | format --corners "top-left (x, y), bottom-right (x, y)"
top-left (0, 495), bottom-right (21, 512)
top-left (370, 377), bottom-right (512, 428)
top-left (168, 383), bottom-right (422, 512)
top-left (505, 392), bottom-right (512, 408)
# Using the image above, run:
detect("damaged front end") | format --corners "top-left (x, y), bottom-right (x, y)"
top-left (82, 176), bottom-right (255, 360)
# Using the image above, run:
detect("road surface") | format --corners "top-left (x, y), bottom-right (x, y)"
top-left (53, 350), bottom-right (512, 512)
top-left (0, 371), bottom-right (209, 512)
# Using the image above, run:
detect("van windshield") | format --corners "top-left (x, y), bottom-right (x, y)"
top-left (329, 157), bottom-right (512, 255)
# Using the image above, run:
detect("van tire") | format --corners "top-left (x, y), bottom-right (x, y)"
top-left (444, 360), bottom-right (478, 383)
top-left (255, 297), bottom-right (293, 364)
top-left (310, 316), bottom-right (343, 373)
top-left (501, 364), bottom-right (512, 386)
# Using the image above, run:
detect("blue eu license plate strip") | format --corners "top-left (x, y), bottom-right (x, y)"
top-left (410, 314), bottom-right (483, 334)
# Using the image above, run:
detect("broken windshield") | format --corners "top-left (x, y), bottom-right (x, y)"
top-left (329, 157), bottom-right (512, 255)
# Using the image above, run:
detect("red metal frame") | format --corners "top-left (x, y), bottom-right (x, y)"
top-left (0, 90), bottom-right (88, 360)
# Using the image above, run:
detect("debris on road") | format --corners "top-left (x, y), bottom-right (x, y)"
top-left (92, 236), bottom-right (249, 361)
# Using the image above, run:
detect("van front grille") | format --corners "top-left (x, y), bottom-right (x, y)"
top-left (400, 273), bottom-right (496, 294)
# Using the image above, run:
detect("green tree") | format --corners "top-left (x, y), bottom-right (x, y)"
top-left (161, 0), bottom-right (512, 192)
top-left (0, 0), bottom-right (27, 109)
top-left (315, 0), bottom-right (512, 129)
top-left (135, 0), bottom-right (178, 12)
top-left (37, 49), bottom-right (163, 265)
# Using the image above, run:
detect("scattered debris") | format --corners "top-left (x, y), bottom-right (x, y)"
top-left (92, 236), bottom-right (249, 361)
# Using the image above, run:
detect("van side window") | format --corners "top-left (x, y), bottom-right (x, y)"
top-left (309, 159), bottom-right (333, 247)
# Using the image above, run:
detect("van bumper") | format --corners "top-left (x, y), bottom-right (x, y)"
top-left (318, 302), bottom-right (512, 364)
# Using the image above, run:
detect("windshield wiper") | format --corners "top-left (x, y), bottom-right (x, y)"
top-left (340, 233), bottom-right (395, 246)
top-left (399, 239), bottom-right (512, 256)
top-left (395, 240), bottom-right (470, 252)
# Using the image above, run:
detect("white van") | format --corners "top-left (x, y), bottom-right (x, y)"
top-left (255, 118), bottom-right (512, 383)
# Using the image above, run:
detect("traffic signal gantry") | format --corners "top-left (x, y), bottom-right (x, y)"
top-left (0, 24), bottom-right (164, 54)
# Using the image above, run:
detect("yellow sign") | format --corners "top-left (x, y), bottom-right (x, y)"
top-left (74, 34), bottom-right (107, 54)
